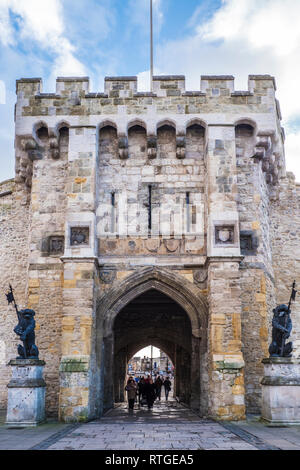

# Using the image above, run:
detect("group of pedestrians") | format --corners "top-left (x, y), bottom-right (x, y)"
top-left (125, 375), bottom-right (172, 410)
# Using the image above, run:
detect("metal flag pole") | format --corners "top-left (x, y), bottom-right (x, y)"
top-left (150, 0), bottom-right (153, 92)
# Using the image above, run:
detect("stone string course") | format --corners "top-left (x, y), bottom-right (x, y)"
top-left (0, 74), bottom-right (299, 422)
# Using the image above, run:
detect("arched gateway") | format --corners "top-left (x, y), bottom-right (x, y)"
top-left (2, 74), bottom-right (298, 425)
top-left (95, 267), bottom-right (208, 416)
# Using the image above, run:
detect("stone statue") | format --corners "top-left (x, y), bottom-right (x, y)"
top-left (14, 309), bottom-right (39, 359)
top-left (5, 284), bottom-right (39, 359)
top-left (269, 304), bottom-right (292, 357)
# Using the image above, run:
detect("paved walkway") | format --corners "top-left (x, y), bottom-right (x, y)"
top-left (1, 399), bottom-right (300, 450)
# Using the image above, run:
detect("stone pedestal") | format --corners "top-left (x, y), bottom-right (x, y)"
top-left (261, 358), bottom-right (300, 426)
top-left (6, 359), bottom-right (46, 427)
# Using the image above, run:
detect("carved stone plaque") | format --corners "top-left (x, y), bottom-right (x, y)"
top-left (164, 239), bottom-right (180, 252)
top-left (193, 269), bottom-right (207, 284)
top-left (215, 225), bottom-right (234, 245)
top-left (99, 269), bottom-right (116, 284)
top-left (145, 238), bottom-right (161, 253)
top-left (49, 236), bottom-right (64, 254)
top-left (70, 227), bottom-right (89, 246)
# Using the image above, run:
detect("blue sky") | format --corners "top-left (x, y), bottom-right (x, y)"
top-left (0, 0), bottom-right (300, 181)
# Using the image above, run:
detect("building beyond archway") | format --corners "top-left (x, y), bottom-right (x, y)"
top-left (113, 289), bottom-right (193, 406)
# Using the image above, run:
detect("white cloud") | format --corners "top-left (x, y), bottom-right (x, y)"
top-left (284, 132), bottom-right (300, 180)
top-left (154, 0), bottom-right (300, 180)
top-left (0, 0), bottom-right (14, 46)
top-left (200, 0), bottom-right (300, 57)
top-left (0, 80), bottom-right (5, 104)
top-left (0, 0), bottom-right (86, 77)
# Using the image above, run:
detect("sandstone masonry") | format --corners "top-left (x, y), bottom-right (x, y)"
top-left (0, 74), bottom-right (299, 422)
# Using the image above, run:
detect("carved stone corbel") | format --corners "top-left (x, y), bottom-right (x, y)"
top-left (118, 135), bottom-right (129, 159)
top-left (23, 136), bottom-right (43, 161)
top-left (176, 135), bottom-right (186, 159)
top-left (147, 135), bottom-right (157, 159)
top-left (48, 128), bottom-right (60, 160)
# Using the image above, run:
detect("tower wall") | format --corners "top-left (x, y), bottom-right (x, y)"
top-left (0, 74), bottom-right (298, 420)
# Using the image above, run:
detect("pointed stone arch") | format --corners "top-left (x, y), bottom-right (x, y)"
top-left (96, 266), bottom-right (208, 342)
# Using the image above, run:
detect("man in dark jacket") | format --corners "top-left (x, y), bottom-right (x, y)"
top-left (137, 377), bottom-right (145, 404)
top-left (163, 377), bottom-right (171, 401)
top-left (144, 377), bottom-right (156, 409)
top-left (154, 376), bottom-right (163, 401)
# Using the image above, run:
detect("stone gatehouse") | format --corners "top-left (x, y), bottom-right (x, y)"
top-left (0, 74), bottom-right (299, 422)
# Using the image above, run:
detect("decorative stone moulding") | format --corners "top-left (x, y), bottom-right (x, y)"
top-left (118, 135), bottom-right (129, 159)
top-left (251, 130), bottom-right (281, 186)
top-left (99, 268), bottom-right (116, 284)
top-left (147, 135), bottom-right (157, 159)
top-left (176, 135), bottom-right (186, 159)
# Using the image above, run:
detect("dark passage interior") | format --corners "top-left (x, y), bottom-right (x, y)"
top-left (113, 289), bottom-right (193, 405)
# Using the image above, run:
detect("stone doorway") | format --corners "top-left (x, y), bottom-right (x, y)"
top-left (113, 289), bottom-right (192, 405)
top-left (96, 268), bottom-right (208, 417)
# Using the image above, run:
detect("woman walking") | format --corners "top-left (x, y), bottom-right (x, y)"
top-left (125, 376), bottom-right (137, 410)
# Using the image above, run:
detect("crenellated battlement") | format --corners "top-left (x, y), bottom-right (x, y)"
top-left (16, 73), bottom-right (277, 102)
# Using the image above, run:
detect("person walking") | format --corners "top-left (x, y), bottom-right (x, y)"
top-left (154, 375), bottom-right (163, 401)
top-left (163, 376), bottom-right (171, 401)
top-left (138, 376), bottom-right (145, 405)
top-left (125, 376), bottom-right (137, 410)
top-left (143, 377), bottom-right (156, 409)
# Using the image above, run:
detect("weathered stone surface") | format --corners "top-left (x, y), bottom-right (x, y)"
top-left (261, 358), bottom-right (300, 425)
top-left (0, 73), bottom-right (299, 423)
top-left (6, 360), bottom-right (46, 427)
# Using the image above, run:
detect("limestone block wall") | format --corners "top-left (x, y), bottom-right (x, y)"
top-left (207, 259), bottom-right (245, 420)
top-left (271, 174), bottom-right (300, 356)
top-left (97, 120), bottom-right (206, 261)
top-left (0, 181), bottom-right (30, 410)
top-left (1, 72), bottom-right (297, 421)
top-left (235, 122), bottom-right (279, 413)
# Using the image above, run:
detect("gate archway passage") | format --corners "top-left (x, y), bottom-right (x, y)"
top-left (95, 267), bottom-right (208, 416)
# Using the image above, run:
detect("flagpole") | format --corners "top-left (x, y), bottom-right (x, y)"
top-left (150, 0), bottom-right (153, 92)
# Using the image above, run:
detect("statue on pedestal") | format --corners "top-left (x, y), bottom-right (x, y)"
top-left (5, 284), bottom-right (39, 359)
top-left (269, 304), bottom-right (292, 357)
top-left (269, 281), bottom-right (297, 358)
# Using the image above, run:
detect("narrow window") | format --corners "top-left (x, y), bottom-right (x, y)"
top-left (148, 185), bottom-right (152, 233)
top-left (186, 192), bottom-right (190, 233)
top-left (111, 192), bottom-right (115, 233)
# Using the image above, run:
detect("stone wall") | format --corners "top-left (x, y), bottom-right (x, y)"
top-left (0, 73), bottom-right (299, 421)
top-left (0, 180), bottom-right (30, 409)
top-left (271, 174), bottom-right (300, 356)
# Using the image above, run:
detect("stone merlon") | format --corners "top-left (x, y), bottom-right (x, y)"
top-left (15, 74), bottom-right (277, 101)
